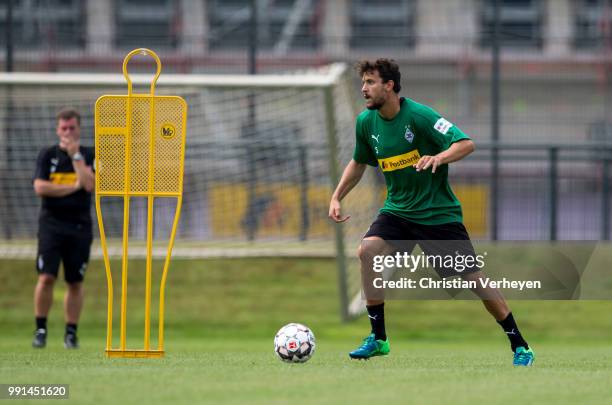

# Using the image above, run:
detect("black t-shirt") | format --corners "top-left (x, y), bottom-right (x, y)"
top-left (33, 145), bottom-right (95, 225)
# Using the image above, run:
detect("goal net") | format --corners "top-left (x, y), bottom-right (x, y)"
top-left (0, 63), bottom-right (383, 320)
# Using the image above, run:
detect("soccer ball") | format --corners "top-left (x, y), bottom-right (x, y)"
top-left (274, 323), bottom-right (316, 363)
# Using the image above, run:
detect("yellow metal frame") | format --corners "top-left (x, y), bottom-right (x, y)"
top-left (94, 48), bottom-right (187, 358)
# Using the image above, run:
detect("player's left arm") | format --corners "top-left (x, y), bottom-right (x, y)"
top-left (415, 139), bottom-right (475, 173)
top-left (413, 109), bottom-right (475, 173)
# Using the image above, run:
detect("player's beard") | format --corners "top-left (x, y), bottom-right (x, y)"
top-left (366, 95), bottom-right (385, 110)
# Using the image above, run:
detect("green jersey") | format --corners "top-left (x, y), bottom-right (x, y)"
top-left (353, 97), bottom-right (470, 225)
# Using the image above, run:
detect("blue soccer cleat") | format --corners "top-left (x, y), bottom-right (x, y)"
top-left (349, 334), bottom-right (390, 360)
top-left (513, 346), bottom-right (535, 366)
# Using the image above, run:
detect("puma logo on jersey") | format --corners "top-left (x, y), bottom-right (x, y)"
top-left (371, 134), bottom-right (380, 143)
top-left (378, 150), bottom-right (421, 172)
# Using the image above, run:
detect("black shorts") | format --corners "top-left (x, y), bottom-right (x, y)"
top-left (363, 212), bottom-right (480, 278)
top-left (36, 218), bottom-right (93, 283)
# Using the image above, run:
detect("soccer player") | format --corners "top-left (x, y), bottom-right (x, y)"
top-left (32, 108), bottom-right (95, 349)
top-left (328, 59), bottom-right (534, 366)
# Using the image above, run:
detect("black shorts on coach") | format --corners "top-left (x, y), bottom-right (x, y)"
top-left (363, 212), bottom-right (480, 278)
top-left (36, 217), bottom-right (93, 284)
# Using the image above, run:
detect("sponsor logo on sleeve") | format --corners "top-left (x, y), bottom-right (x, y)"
top-left (433, 118), bottom-right (453, 134)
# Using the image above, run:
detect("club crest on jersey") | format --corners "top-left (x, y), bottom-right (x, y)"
top-left (404, 126), bottom-right (414, 143)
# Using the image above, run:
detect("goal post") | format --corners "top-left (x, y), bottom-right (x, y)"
top-left (0, 63), bottom-right (375, 321)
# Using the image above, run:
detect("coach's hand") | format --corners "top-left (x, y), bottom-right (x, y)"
top-left (329, 198), bottom-right (350, 223)
top-left (414, 154), bottom-right (444, 173)
top-left (62, 136), bottom-right (80, 157)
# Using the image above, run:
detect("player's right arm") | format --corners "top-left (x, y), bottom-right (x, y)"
top-left (329, 159), bottom-right (367, 223)
top-left (329, 113), bottom-right (377, 223)
top-left (33, 148), bottom-right (79, 198)
top-left (33, 179), bottom-right (80, 197)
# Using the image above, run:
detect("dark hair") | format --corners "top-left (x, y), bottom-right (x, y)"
top-left (357, 58), bottom-right (401, 93)
top-left (56, 108), bottom-right (81, 125)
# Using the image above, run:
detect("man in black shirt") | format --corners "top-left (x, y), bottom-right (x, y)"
top-left (32, 108), bottom-right (95, 349)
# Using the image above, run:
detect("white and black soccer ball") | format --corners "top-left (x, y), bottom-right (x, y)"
top-left (274, 323), bottom-right (316, 363)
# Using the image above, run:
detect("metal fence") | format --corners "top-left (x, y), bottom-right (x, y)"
top-left (2, 138), bottom-right (611, 244)
top-left (452, 143), bottom-right (612, 241)
top-left (1, 0), bottom-right (611, 246)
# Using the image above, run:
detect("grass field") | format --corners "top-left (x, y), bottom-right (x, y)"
top-left (1, 258), bottom-right (612, 404)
